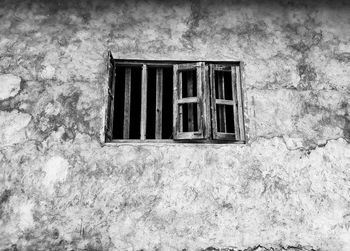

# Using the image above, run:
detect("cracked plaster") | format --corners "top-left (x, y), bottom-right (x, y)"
top-left (0, 0), bottom-right (350, 250)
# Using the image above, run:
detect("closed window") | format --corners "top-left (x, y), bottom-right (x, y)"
top-left (105, 53), bottom-right (245, 143)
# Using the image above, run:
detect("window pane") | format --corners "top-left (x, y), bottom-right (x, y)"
top-left (113, 66), bottom-right (142, 139)
top-left (180, 70), bottom-right (197, 98)
top-left (216, 104), bottom-right (234, 133)
top-left (225, 105), bottom-right (234, 133)
top-left (146, 68), bottom-right (156, 139)
top-left (215, 70), bottom-right (233, 100)
top-left (129, 67), bottom-right (142, 139)
top-left (178, 103), bottom-right (198, 132)
top-left (162, 67), bottom-right (173, 139)
top-left (146, 67), bottom-right (173, 139)
top-left (113, 66), bottom-right (125, 139)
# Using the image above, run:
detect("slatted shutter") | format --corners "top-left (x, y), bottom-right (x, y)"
top-left (173, 62), bottom-right (208, 140)
top-left (209, 64), bottom-right (245, 141)
top-left (105, 51), bottom-right (115, 142)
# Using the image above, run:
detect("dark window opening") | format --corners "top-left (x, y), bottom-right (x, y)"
top-left (181, 70), bottom-right (197, 98)
top-left (113, 66), bottom-right (142, 139)
top-left (105, 56), bottom-right (246, 143)
top-left (146, 67), bottom-right (173, 139)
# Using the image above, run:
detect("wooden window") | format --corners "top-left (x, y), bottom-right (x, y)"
top-left (105, 54), bottom-right (245, 143)
top-left (209, 64), bottom-right (245, 141)
top-left (173, 62), bottom-right (207, 140)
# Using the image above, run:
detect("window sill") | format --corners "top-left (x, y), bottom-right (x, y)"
top-left (104, 139), bottom-right (246, 146)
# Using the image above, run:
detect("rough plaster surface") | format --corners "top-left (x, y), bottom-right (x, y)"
top-left (0, 0), bottom-right (350, 250)
top-left (0, 74), bottom-right (21, 100)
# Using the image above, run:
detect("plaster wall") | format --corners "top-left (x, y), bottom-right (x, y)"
top-left (0, 0), bottom-right (350, 250)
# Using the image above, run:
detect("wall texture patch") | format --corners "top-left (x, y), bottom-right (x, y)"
top-left (0, 74), bottom-right (21, 100)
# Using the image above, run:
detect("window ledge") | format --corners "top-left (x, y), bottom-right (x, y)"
top-left (104, 139), bottom-right (246, 146)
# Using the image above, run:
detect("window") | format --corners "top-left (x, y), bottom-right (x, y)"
top-left (105, 52), bottom-right (245, 143)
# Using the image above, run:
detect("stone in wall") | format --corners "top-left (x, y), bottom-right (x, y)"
top-left (0, 74), bottom-right (21, 100)
top-left (0, 110), bottom-right (31, 146)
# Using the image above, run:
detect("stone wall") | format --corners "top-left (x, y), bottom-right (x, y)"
top-left (0, 0), bottom-right (350, 250)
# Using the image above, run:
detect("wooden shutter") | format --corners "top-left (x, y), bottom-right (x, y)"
top-left (105, 51), bottom-right (116, 142)
top-left (210, 64), bottom-right (245, 141)
top-left (173, 62), bottom-right (208, 140)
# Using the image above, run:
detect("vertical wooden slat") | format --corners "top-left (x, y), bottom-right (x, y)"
top-left (236, 65), bottom-right (245, 141)
top-left (196, 63), bottom-right (203, 132)
top-left (123, 67), bottom-right (131, 139)
top-left (216, 71), bottom-right (225, 132)
top-left (210, 65), bottom-right (218, 139)
top-left (109, 62), bottom-right (116, 137)
top-left (187, 71), bottom-right (194, 131)
top-left (220, 72), bottom-right (227, 132)
top-left (105, 54), bottom-right (115, 141)
top-left (231, 66), bottom-right (240, 140)
top-left (204, 64), bottom-right (211, 139)
top-left (179, 71), bottom-right (183, 133)
top-left (173, 65), bottom-right (178, 139)
top-left (155, 68), bottom-right (163, 139)
top-left (140, 64), bottom-right (147, 140)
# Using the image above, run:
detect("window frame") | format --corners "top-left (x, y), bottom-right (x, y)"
top-left (173, 62), bottom-right (208, 140)
top-left (104, 55), bottom-right (246, 144)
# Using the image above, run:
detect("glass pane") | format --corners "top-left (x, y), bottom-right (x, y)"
top-left (216, 104), bottom-right (234, 133)
top-left (179, 103), bottom-right (198, 132)
top-left (215, 70), bottom-right (233, 100)
top-left (180, 70), bottom-right (197, 98)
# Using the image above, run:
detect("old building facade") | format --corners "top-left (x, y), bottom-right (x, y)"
top-left (0, 0), bottom-right (350, 250)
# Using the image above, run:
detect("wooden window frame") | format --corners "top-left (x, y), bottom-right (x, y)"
top-left (173, 62), bottom-right (209, 140)
top-left (105, 54), bottom-right (246, 144)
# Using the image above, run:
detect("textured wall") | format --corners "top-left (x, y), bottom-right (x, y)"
top-left (0, 0), bottom-right (350, 250)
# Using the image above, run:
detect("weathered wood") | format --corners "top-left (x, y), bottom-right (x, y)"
top-left (216, 99), bottom-right (234, 106)
top-left (204, 64), bottom-right (211, 139)
top-left (177, 63), bottom-right (201, 70)
top-left (173, 65), bottom-right (178, 139)
top-left (108, 139), bottom-right (246, 144)
top-left (174, 63), bottom-right (205, 140)
top-left (187, 71), bottom-right (194, 131)
top-left (217, 71), bottom-right (226, 132)
top-left (221, 72), bottom-right (227, 133)
top-left (178, 71), bottom-right (183, 133)
top-left (209, 65), bottom-right (218, 139)
top-left (113, 59), bottom-right (238, 67)
top-left (175, 131), bottom-right (204, 140)
top-left (210, 64), bottom-right (242, 140)
top-left (231, 66), bottom-right (240, 140)
top-left (216, 132), bottom-right (236, 140)
top-left (236, 65), bottom-right (245, 141)
top-left (109, 62), bottom-right (116, 138)
top-left (123, 67), bottom-right (131, 139)
top-left (177, 97), bottom-right (198, 104)
top-left (115, 62), bottom-right (173, 67)
top-left (155, 68), bottom-right (163, 139)
top-left (140, 64), bottom-right (147, 140)
top-left (105, 54), bottom-right (115, 141)
top-left (196, 63), bottom-right (203, 132)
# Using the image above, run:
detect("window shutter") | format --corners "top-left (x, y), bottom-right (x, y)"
top-left (105, 51), bottom-right (115, 142)
top-left (173, 62), bottom-right (208, 140)
top-left (209, 64), bottom-right (245, 141)
top-left (236, 62), bottom-right (246, 141)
